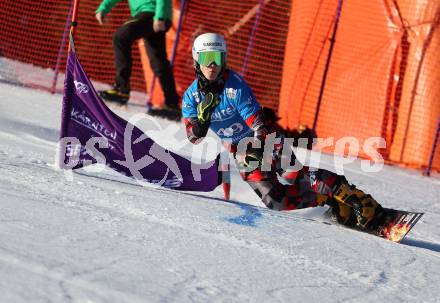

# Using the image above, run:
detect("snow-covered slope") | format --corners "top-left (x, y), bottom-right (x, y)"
top-left (0, 82), bottom-right (439, 303)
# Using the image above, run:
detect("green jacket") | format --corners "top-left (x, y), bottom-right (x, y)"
top-left (96, 0), bottom-right (172, 21)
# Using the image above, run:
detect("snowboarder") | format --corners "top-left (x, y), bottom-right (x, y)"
top-left (181, 33), bottom-right (385, 231)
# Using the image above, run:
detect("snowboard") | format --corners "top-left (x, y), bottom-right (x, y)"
top-left (323, 207), bottom-right (424, 243)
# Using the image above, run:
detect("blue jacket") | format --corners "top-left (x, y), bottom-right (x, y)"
top-left (182, 70), bottom-right (261, 145)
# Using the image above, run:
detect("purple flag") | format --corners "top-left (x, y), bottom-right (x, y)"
top-left (58, 49), bottom-right (221, 191)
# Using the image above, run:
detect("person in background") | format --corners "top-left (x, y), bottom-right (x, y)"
top-left (96, 0), bottom-right (181, 121)
top-left (181, 32), bottom-right (385, 231)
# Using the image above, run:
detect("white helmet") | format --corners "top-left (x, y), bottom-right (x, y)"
top-left (192, 33), bottom-right (227, 66)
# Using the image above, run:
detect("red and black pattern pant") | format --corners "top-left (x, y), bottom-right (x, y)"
top-left (235, 153), bottom-right (342, 211)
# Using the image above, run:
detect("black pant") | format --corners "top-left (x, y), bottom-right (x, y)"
top-left (112, 12), bottom-right (179, 106)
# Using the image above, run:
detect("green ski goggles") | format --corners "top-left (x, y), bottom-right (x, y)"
top-left (196, 51), bottom-right (226, 67)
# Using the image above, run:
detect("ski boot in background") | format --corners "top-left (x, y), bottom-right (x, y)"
top-left (147, 103), bottom-right (182, 121)
top-left (99, 85), bottom-right (129, 105)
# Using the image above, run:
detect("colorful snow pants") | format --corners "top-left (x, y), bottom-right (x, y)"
top-left (236, 158), bottom-right (339, 211)
top-left (234, 148), bottom-right (383, 230)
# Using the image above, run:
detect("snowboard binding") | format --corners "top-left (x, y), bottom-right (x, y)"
top-left (331, 182), bottom-right (383, 229)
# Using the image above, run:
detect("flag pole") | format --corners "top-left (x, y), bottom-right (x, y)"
top-left (312, 0), bottom-right (344, 131)
top-left (424, 116), bottom-right (440, 177)
top-left (222, 169), bottom-right (231, 200)
top-left (68, 0), bottom-right (80, 51)
top-left (51, 0), bottom-right (75, 94)
top-left (220, 151), bottom-right (231, 201)
top-left (57, 0), bottom-right (81, 169)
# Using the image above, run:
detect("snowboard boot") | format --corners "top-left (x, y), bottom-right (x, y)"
top-left (147, 104), bottom-right (182, 121)
top-left (331, 183), bottom-right (383, 229)
top-left (330, 199), bottom-right (357, 227)
top-left (99, 86), bottom-right (129, 105)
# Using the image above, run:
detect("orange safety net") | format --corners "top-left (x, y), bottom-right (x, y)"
top-left (172, 0), bottom-right (292, 110)
top-left (0, 1), bottom-right (71, 89)
top-left (278, 0), bottom-right (440, 171)
top-left (0, 0), bottom-right (162, 103)
top-left (0, 0), bottom-right (292, 108)
top-left (388, 0), bottom-right (440, 171)
top-left (0, 0), bottom-right (438, 172)
top-left (63, 0), bottom-right (155, 103)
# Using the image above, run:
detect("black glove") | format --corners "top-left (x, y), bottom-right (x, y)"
top-left (243, 144), bottom-right (264, 170)
top-left (197, 92), bottom-right (220, 124)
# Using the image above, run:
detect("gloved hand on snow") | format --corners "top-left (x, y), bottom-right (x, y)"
top-left (243, 145), bottom-right (264, 170)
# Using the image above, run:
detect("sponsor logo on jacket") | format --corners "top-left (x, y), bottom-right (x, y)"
top-left (226, 88), bottom-right (237, 100)
top-left (211, 107), bottom-right (235, 121)
top-left (192, 91), bottom-right (200, 103)
top-left (216, 122), bottom-right (244, 137)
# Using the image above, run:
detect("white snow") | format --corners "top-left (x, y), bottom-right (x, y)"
top-left (0, 82), bottom-right (439, 303)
